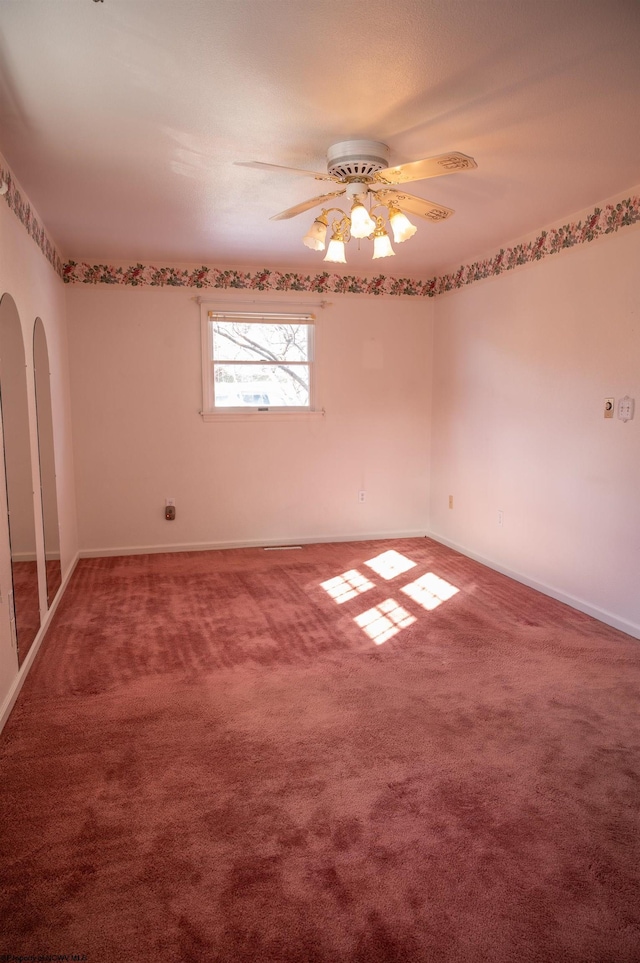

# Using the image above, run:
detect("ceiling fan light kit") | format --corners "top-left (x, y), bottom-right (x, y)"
top-left (321, 212), bottom-right (352, 264)
top-left (325, 233), bottom-right (348, 264)
top-left (388, 203), bottom-right (418, 243)
top-left (372, 224), bottom-right (396, 260)
top-left (237, 139), bottom-right (477, 263)
top-left (349, 200), bottom-right (377, 239)
top-left (302, 212), bottom-right (329, 251)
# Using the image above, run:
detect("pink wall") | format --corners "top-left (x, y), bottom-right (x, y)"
top-left (66, 288), bottom-right (433, 553)
top-left (430, 223), bottom-right (640, 636)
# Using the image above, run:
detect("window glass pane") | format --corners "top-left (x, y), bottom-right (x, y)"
top-left (214, 363), bottom-right (310, 407)
top-left (213, 321), bottom-right (309, 364)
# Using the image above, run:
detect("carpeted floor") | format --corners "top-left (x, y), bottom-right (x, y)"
top-left (11, 559), bottom-right (61, 667)
top-left (1, 537), bottom-right (639, 962)
top-left (11, 560), bottom-right (40, 665)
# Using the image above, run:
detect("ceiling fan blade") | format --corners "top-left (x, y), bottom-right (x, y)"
top-left (374, 152), bottom-right (477, 185)
top-left (370, 188), bottom-right (454, 222)
top-left (270, 190), bottom-right (346, 220)
top-left (235, 161), bottom-right (340, 183)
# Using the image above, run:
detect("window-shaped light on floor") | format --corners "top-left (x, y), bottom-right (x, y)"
top-left (320, 569), bottom-right (375, 604)
top-left (354, 599), bottom-right (416, 645)
top-left (364, 550), bottom-right (417, 581)
top-left (401, 572), bottom-right (459, 612)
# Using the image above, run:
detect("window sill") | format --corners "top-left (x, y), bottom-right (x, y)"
top-left (200, 408), bottom-right (325, 423)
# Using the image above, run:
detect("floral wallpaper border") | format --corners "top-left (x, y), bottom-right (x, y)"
top-left (0, 161), bottom-right (65, 278)
top-left (61, 196), bottom-right (640, 297)
top-left (2, 150), bottom-right (638, 297)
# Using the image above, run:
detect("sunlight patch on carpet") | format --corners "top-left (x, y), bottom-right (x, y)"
top-left (320, 569), bottom-right (375, 604)
top-left (401, 572), bottom-right (459, 611)
top-left (354, 598), bottom-right (416, 645)
top-left (364, 550), bottom-right (417, 580)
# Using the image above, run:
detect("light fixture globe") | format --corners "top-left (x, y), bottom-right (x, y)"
top-left (324, 235), bottom-right (347, 263)
top-left (303, 212), bottom-right (329, 251)
top-left (372, 228), bottom-right (395, 259)
top-left (388, 205), bottom-right (418, 243)
top-left (349, 200), bottom-right (377, 239)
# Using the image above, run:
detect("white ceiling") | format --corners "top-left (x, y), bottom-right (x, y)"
top-left (1, 0), bottom-right (639, 277)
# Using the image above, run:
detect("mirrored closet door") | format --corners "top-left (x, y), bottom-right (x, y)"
top-left (33, 318), bottom-right (62, 607)
top-left (0, 293), bottom-right (41, 664)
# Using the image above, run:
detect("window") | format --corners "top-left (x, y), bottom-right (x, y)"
top-left (201, 310), bottom-right (316, 418)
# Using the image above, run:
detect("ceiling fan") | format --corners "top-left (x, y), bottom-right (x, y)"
top-left (236, 139), bottom-right (477, 262)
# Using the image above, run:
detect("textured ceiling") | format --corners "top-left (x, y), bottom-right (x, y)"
top-left (1, 0), bottom-right (639, 277)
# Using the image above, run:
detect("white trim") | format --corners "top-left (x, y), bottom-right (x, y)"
top-left (8, 549), bottom-right (59, 562)
top-left (200, 300), bottom-right (209, 418)
top-left (208, 310), bottom-right (315, 323)
top-left (77, 530), bottom-right (429, 558)
top-left (0, 552), bottom-right (80, 736)
top-left (10, 552), bottom-right (38, 562)
top-left (427, 532), bottom-right (640, 641)
top-left (193, 296), bottom-right (333, 310)
top-left (200, 408), bottom-right (325, 423)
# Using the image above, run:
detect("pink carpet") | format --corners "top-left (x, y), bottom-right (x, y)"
top-left (1, 538), bottom-right (639, 962)
top-left (10, 560), bottom-right (40, 665)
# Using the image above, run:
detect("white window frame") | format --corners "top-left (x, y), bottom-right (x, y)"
top-left (200, 308), bottom-right (322, 421)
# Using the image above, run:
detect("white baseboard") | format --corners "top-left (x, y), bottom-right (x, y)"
top-left (0, 552), bottom-right (79, 736)
top-left (428, 531), bottom-right (640, 641)
top-left (78, 529), bottom-right (429, 558)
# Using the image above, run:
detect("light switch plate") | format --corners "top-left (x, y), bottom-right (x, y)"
top-left (618, 396), bottom-right (635, 422)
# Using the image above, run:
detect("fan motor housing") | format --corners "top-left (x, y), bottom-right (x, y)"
top-left (327, 140), bottom-right (390, 179)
